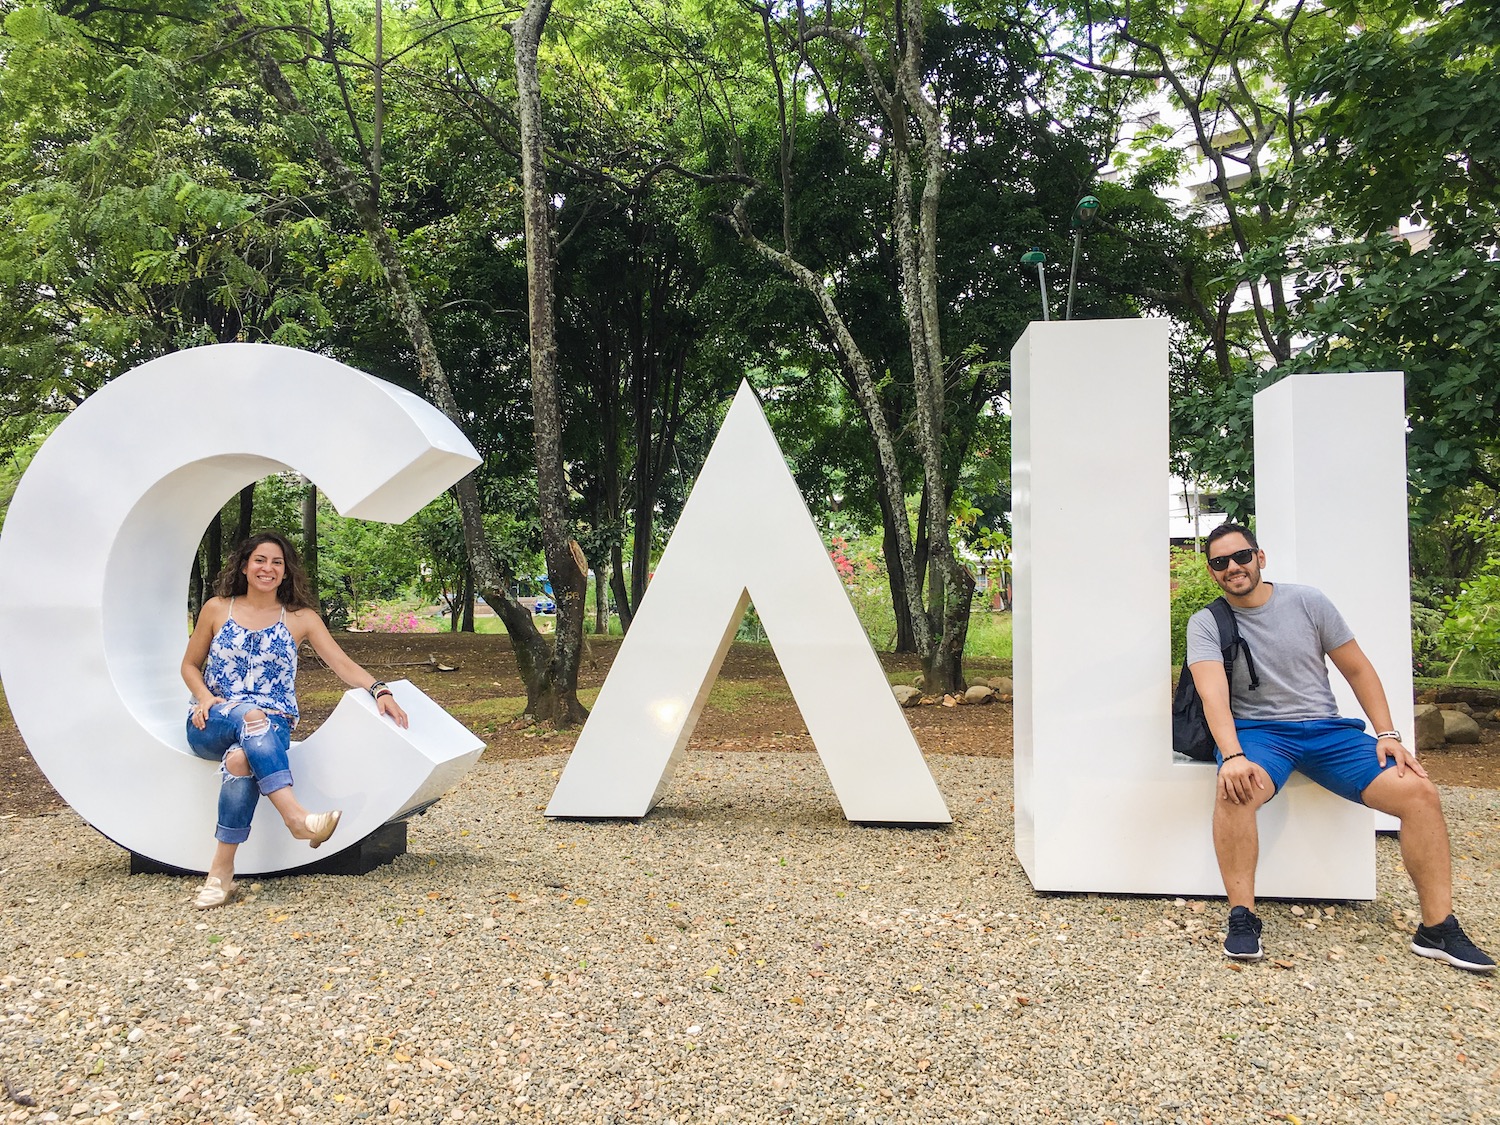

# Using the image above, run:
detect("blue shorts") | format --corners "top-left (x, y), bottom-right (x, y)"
top-left (1216, 717), bottom-right (1396, 805)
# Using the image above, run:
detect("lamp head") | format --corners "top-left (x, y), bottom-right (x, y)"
top-left (1073, 195), bottom-right (1101, 228)
top-left (1020, 248), bottom-right (1047, 265)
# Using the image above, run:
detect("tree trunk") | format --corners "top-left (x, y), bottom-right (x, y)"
top-left (301, 482), bottom-right (318, 611)
top-left (892, 2), bottom-right (971, 692)
top-left (461, 567), bottom-right (475, 632)
top-left (511, 0), bottom-right (588, 725)
top-left (610, 546), bottom-right (634, 633)
top-left (630, 506), bottom-right (654, 611)
top-left (206, 514), bottom-right (223, 590)
top-left (789, 2), bottom-right (970, 692)
top-left (188, 551), bottom-right (204, 622)
top-left (226, 4), bottom-right (555, 699)
top-left (594, 565), bottom-right (608, 634)
top-left (237, 482), bottom-right (255, 543)
top-left (876, 481), bottom-right (916, 653)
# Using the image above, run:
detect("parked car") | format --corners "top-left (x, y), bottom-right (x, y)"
top-left (532, 598), bottom-right (556, 615)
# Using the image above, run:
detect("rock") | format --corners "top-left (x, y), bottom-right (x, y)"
top-left (1428, 685), bottom-right (1500, 709)
top-left (1413, 703), bottom-right (1438, 717)
top-left (990, 677), bottom-right (1014, 696)
top-left (1493, 709), bottom-right (1500, 724)
top-left (1440, 709), bottom-right (1482, 744)
top-left (892, 685), bottom-right (922, 708)
top-left (1414, 707), bottom-right (1446, 751)
top-left (964, 686), bottom-right (995, 705)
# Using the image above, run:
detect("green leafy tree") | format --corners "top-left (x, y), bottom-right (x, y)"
top-left (0, 3), bottom-right (333, 444)
top-left (1059, 0), bottom-right (1347, 511)
top-left (1290, 0), bottom-right (1500, 519)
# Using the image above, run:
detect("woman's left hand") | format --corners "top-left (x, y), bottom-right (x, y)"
top-left (377, 692), bottom-right (409, 729)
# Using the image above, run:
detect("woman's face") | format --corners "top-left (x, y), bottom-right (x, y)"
top-left (242, 542), bottom-right (286, 595)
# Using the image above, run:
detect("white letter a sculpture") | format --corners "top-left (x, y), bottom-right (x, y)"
top-left (547, 382), bottom-right (951, 824)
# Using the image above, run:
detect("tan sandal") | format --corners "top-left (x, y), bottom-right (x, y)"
top-left (192, 876), bottom-right (238, 910)
top-left (305, 810), bottom-right (341, 849)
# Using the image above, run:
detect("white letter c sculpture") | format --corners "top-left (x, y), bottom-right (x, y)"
top-left (0, 344), bottom-right (485, 875)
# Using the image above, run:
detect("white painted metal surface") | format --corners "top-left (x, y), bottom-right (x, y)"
top-left (547, 381), bottom-right (951, 824)
top-left (1255, 372), bottom-right (1411, 834)
top-left (1012, 320), bottom-right (1375, 897)
top-left (0, 344), bottom-right (486, 874)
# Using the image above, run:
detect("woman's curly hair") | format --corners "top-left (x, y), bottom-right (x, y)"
top-left (214, 532), bottom-right (316, 610)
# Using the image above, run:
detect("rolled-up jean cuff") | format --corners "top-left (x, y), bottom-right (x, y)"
top-left (215, 822), bottom-right (252, 845)
top-left (257, 769), bottom-right (294, 796)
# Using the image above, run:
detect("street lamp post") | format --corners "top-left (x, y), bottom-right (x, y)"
top-left (1065, 195), bottom-right (1100, 321)
top-left (1021, 248), bottom-right (1049, 321)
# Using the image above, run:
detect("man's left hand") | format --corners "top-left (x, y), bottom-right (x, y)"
top-left (1377, 735), bottom-right (1426, 779)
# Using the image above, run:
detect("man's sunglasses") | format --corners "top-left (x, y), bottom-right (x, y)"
top-left (1207, 548), bottom-right (1257, 572)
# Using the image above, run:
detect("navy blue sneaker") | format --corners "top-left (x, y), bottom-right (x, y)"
top-left (1223, 905), bottom-right (1263, 961)
top-left (1411, 915), bottom-right (1495, 972)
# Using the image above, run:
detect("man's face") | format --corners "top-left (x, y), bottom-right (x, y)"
top-left (1205, 533), bottom-right (1264, 598)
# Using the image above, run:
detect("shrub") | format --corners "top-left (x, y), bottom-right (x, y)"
top-left (1169, 548), bottom-right (1221, 665)
top-left (1438, 567), bottom-right (1500, 680)
top-left (352, 603), bottom-right (440, 634)
top-left (1410, 604), bottom-right (1446, 679)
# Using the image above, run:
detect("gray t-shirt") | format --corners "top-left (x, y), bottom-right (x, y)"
top-left (1185, 583), bottom-right (1355, 721)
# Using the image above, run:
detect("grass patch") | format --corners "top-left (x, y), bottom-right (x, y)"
top-left (430, 616), bottom-right (509, 635)
top-left (965, 611), bottom-right (1012, 661)
top-left (706, 680), bottom-right (792, 713)
top-left (448, 697), bottom-right (531, 723)
top-left (1414, 676), bottom-right (1500, 694)
top-left (448, 687), bottom-right (604, 728)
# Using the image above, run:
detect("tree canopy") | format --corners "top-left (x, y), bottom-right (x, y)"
top-left (1, 0), bottom-right (1496, 688)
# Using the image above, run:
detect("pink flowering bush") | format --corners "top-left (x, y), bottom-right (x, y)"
top-left (352, 604), bottom-right (440, 633)
top-left (827, 534), bottom-right (895, 648)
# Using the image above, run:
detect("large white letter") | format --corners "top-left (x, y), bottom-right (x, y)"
top-left (0, 344), bottom-right (485, 874)
top-left (1012, 321), bottom-right (1375, 897)
top-left (547, 382), bottom-right (950, 824)
top-left (1255, 370), bottom-right (1412, 833)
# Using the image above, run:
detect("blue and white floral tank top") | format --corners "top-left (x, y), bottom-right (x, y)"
top-left (197, 599), bottom-right (300, 722)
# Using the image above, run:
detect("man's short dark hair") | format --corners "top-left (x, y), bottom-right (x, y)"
top-left (1204, 522), bottom-right (1258, 554)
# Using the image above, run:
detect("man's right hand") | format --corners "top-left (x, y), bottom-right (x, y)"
top-left (1218, 754), bottom-right (1267, 804)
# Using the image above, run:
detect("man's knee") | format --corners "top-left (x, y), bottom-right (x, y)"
top-left (1366, 770), bottom-right (1442, 819)
top-left (224, 747), bottom-right (251, 777)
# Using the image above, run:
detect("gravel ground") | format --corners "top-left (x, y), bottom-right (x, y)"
top-left (3, 752), bottom-right (1498, 1124)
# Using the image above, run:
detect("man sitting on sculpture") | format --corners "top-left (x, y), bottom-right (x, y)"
top-left (1186, 522), bottom-right (1493, 971)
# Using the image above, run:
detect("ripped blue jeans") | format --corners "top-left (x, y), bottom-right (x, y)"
top-left (185, 702), bottom-right (294, 844)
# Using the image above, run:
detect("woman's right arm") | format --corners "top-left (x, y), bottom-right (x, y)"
top-left (182, 598), bottom-right (228, 727)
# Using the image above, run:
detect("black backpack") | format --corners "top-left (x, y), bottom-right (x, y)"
top-left (1172, 597), bottom-right (1259, 761)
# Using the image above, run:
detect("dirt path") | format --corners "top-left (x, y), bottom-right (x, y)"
top-left (3, 631), bottom-right (1497, 817)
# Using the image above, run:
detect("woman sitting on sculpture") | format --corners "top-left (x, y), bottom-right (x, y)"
top-left (181, 531), bottom-right (408, 909)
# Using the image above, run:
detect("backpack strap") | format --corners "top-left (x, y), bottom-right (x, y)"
top-left (1206, 596), bottom-right (1259, 693)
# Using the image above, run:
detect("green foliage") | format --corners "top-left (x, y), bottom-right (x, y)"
top-left (964, 611), bottom-right (1013, 664)
top-left (1170, 549), bottom-right (1221, 665)
top-left (0, 416), bottom-right (63, 524)
top-left (1438, 565), bottom-right (1500, 681)
top-left (1288, 3), bottom-right (1500, 517)
top-left (1079, 0), bottom-right (1348, 515)
top-left (1410, 604), bottom-right (1446, 680)
top-left (827, 531), bottom-right (898, 651)
top-left (0, 3), bottom-right (342, 474)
